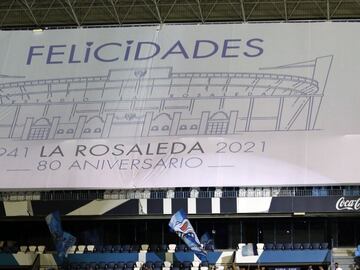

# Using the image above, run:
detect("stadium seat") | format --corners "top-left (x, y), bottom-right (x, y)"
top-left (76, 245), bottom-right (86, 254)
top-left (283, 243), bottom-right (293, 250)
top-left (94, 245), bottom-right (104, 253)
top-left (99, 262), bottom-right (106, 270)
top-left (86, 245), bottom-right (95, 253)
top-left (37, 245), bottom-right (46, 254)
top-left (166, 189), bottom-right (175, 198)
top-left (104, 245), bottom-right (113, 253)
top-left (154, 261), bottom-right (163, 268)
top-left (182, 261), bottom-right (192, 270)
top-left (149, 244), bottom-right (158, 252)
top-left (238, 188), bottom-right (246, 197)
top-left (247, 188), bottom-right (255, 197)
top-left (312, 243), bottom-right (320, 249)
top-left (263, 188), bottom-right (271, 197)
top-left (192, 261), bottom-right (200, 270)
top-left (176, 244), bottom-right (187, 252)
top-left (214, 188), bottom-right (223, 198)
top-left (293, 243), bottom-right (302, 250)
top-left (113, 244), bottom-right (122, 253)
top-left (256, 243), bottom-right (264, 251)
top-left (145, 261), bottom-right (154, 269)
top-left (168, 244), bottom-right (176, 253)
top-left (20, 245), bottom-right (28, 253)
top-left (275, 243), bottom-right (284, 250)
top-left (264, 243), bottom-right (274, 250)
top-left (131, 244), bottom-right (140, 252)
top-left (126, 261), bottom-right (136, 268)
top-left (160, 244), bottom-right (168, 252)
top-left (320, 243), bottom-right (329, 249)
top-left (28, 245), bottom-right (37, 253)
top-left (141, 244), bottom-right (149, 252)
top-left (302, 243), bottom-right (311, 249)
top-left (116, 262), bottom-right (125, 269)
top-left (134, 261), bottom-right (143, 270)
top-left (163, 261), bottom-right (171, 270)
top-left (122, 245), bottom-right (131, 252)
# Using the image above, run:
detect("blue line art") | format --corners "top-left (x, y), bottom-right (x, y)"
top-left (0, 56), bottom-right (333, 141)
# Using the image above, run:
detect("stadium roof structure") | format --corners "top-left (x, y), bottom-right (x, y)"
top-left (0, 0), bottom-right (360, 29)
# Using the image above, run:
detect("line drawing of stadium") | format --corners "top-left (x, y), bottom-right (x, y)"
top-left (0, 56), bottom-right (333, 141)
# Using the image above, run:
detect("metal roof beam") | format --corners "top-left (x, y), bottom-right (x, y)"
top-left (204, 0), bottom-right (218, 22)
top-left (142, 0), bottom-right (162, 23)
top-left (64, 0), bottom-right (80, 26)
top-left (40, 0), bottom-right (57, 25)
top-left (108, 0), bottom-right (121, 24)
top-left (162, 0), bottom-right (177, 23)
top-left (20, 0), bottom-right (40, 26)
top-left (152, 0), bottom-right (163, 24)
top-left (196, 0), bottom-right (204, 23)
top-left (0, 0), bottom-right (16, 27)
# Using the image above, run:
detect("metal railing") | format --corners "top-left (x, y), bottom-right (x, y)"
top-left (0, 186), bottom-right (359, 201)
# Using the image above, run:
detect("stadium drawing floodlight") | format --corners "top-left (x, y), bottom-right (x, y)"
top-left (0, 56), bottom-right (332, 141)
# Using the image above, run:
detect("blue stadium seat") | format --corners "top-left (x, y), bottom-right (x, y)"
top-left (131, 244), bottom-right (140, 252)
top-left (104, 245), bottom-right (113, 253)
top-left (94, 245), bottom-right (104, 253)
top-left (302, 243), bottom-right (311, 249)
top-left (149, 244), bottom-right (159, 252)
top-left (123, 245), bottom-right (131, 252)
top-left (160, 244), bottom-right (168, 252)
top-left (293, 243), bottom-right (302, 250)
top-left (283, 243), bottom-right (293, 250)
top-left (126, 261), bottom-right (136, 268)
top-left (145, 261), bottom-right (154, 269)
top-left (113, 244), bottom-right (122, 253)
top-left (176, 244), bottom-right (187, 252)
top-left (312, 243), bottom-right (320, 249)
top-left (182, 261), bottom-right (192, 270)
top-left (115, 262), bottom-right (125, 269)
top-left (275, 243), bottom-right (284, 250)
top-left (154, 261), bottom-right (163, 268)
top-left (264, 243), bottom-right (274, 250)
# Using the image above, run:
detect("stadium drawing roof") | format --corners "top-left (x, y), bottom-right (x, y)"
top-left (0, 0), bottom-right (360, 29)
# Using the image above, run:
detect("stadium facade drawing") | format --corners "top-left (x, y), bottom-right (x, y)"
top-left (0, 56), bottom-right (332, 141)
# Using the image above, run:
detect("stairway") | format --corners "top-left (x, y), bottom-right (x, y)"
top-left (332, 247), bottom-right (356, 270)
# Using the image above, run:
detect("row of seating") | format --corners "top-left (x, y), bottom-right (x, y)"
top-left (263, 242), bottom-right (329, 250)
top-left (68, 243), bottom-right (213, 254)
top-left (66, 261), bottom-right (213, 270)
top-left (0, 241), bottom-right (47, 254)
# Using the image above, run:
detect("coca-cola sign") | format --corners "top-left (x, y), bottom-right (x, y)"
top-left (335, 197), bottom-right (360, 211)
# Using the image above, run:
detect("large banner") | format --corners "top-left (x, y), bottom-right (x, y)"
top-left (0, 23), bottom-right (359, 189)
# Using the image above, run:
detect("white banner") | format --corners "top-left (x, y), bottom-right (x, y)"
top-left (0, 23), bottom-right (359, 189)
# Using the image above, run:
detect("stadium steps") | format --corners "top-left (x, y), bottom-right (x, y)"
top-left (333, 247), bottom-right (356, 270)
